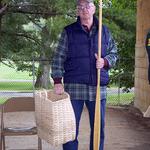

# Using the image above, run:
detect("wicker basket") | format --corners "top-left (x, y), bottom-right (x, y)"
top-left (35, 89), bottom-right (76, 146)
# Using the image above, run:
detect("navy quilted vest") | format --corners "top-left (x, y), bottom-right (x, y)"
top-left (64, 16), bottom-right (110, 86)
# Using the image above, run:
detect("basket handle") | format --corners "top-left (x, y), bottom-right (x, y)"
top-left (38, 89), bottom-right (47, 99)
top-left (43, 89), bottom-right (48, 99)
top-left (39, 91), bottom-right (42, 97)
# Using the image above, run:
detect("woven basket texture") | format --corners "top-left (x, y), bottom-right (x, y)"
top-left (35, 90), bottom-right (76, 146)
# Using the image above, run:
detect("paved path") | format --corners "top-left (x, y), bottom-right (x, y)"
top-left (0, 91), bottom-right (33, 97)
top-left (0, 87), bottom-right (134, 97)
top-left (1, 106), bottom-right (150, 150)
top-left (0, 79), bottom-right (32, 82)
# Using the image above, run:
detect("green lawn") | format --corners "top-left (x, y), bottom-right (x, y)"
top-left (0, 82), bottom-right (33, 91)
top-left (0, 63), bottom-right (34, 91)
top-left (0, 93), bottom-right (134, 105)
top-left (0, 63), bottom-right (32, 80)
top-left (107, 93), bottom-right (134, 105)
top-left (0, 98), bottom-right (8, 105)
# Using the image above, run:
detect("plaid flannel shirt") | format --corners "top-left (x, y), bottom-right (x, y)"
top-left (51, 23), bottom-right (118, 101)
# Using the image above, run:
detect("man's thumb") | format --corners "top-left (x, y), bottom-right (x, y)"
top-left (95, 53), bottom-right (98, 59)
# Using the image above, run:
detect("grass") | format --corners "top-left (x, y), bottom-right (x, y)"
top-left (0, 82), bottom-right (33, 91)
top-left (0, 63), bottom-right (32, 80)
top-left (0, 98), bottom-right (8, 105)
top-left (0, 63), bottom-right (34, 91)
top-left (0, 92), bottom-right (134, 105)
top-left (107, 93), bottom-right (134, 105)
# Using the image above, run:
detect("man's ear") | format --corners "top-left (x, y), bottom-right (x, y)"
top-left (76, 8), bottom-right (79, 16)
top-left (76, 11), bottom-right (79, 16)
top-left (91, 4), bottom-right (96, 15)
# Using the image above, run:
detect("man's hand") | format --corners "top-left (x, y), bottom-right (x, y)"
top-left (54, 83), bottom-right (64, 95)
top-left (95, 53), bottom-right (104, 69)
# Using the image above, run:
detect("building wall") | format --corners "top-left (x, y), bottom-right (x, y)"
top-left (135, 0), bottom-right (150, 112)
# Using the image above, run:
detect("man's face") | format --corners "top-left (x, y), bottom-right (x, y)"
top-left (77, 2), bottom-right (95, 20)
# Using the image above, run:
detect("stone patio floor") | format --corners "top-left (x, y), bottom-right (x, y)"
top-left (1, 106), bottom-right (150, 150)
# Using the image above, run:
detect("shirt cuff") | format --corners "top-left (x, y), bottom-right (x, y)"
top-left (53, 78), bottom-right (62, 84)
top-left (104, 58), bottom-right (109, 68)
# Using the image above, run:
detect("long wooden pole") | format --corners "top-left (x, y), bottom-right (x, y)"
top-left (94, 0), bottom-right (102, 150)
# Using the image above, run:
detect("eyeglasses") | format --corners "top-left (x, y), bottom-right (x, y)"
top-left (77, 4), bottom-right (92, 11)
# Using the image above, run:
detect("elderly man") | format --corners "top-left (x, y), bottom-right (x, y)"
top-left (51, 0), bottom-right (118, 149)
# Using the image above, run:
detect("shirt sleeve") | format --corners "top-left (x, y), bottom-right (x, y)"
top-left (104, 31), bottom-right (118, 68)
top-left (51, 29), bottom-right (68, 81)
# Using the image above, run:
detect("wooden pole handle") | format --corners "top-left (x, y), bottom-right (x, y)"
top-left (93, 0), bottom-right (102, 150)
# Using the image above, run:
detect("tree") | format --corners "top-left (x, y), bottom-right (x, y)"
top-left (0, 0), bottom-right (75, 88)
top-left (0, 0), bottom-right (137, 90)
top-left (95, 0), bottom-right (137, 90)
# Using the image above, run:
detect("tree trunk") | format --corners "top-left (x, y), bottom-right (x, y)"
top-left (35, 59), bottom-right (51, 89)
top-left (34, 26), bottom-right (52, 89)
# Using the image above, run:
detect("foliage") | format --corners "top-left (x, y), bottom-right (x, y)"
top-left (91, 0), bottom-right (136, 90)
top-left (101, 0), bottom-right (136, 90)
top-left (0, 0), bottom-right (137, 89)
top-left (0, 0), bottom-right (76, 88)
top-left (0, 0), bottom-right (75, 61)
